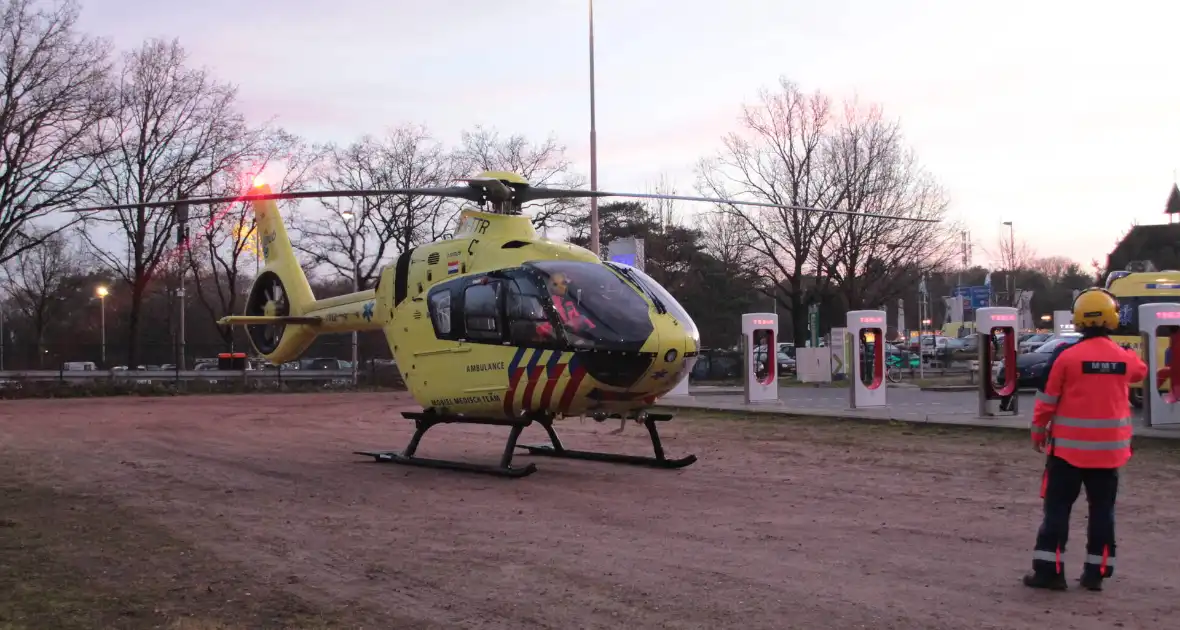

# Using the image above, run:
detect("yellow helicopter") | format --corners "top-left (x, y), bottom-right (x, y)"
top-left (71, 171), bottom-right (939, 477)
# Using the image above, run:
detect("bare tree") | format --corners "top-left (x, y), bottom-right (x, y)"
top-left (293, 124), bottom-right (458, 291)
top-left (695, 77), bottom-right (841, 343)
top-left (452, 125), bottom-right (586, 234)
top-left (0, 0), bottom-right (114, 266)
top-left (976, 230), bottom-right (1039, 304)
top-left (1031, 255), bottom-right (1076, 284)
top-left (1, 228), bottom-right (79, 365)
top-left (981, 231), bottom-right (1037, 273)
top-left (79, 38), bottom-right (281, 367)
top-left (819, 101), bottom-right (958, 310)
top-left (186, 131), bottom-right (322, 341)
top-left (646, 172), bottom-right (680, 231)
top-left (699, 207), bottom-right (755, 271)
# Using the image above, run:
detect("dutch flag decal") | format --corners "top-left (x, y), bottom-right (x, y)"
top-left (447, 260), bottom-right (459, 275)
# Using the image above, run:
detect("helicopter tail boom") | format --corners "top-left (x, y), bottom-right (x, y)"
top-left (300, 290), bottom-right (384, 335)
top-left (219, 315), bottom-right (323, 326)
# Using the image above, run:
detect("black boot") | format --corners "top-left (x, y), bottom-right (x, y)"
top-left (1023, 570), bottom-right (1067, 590)
top-left (1079, 561), bottom-right (1110, 592)
top-left (1078, 572), bottom-right (1103, 591)
top-left (1080, 544), bottom-right (1115, 592)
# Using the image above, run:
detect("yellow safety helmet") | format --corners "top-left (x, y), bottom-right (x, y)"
top-left (1072, 287), bottom-right (1120, 331)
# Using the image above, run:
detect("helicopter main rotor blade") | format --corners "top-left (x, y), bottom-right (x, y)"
top-left (516, 188), bottom-right (941, 223)
top-left (65, 185), bottom-right (487, 213)
top-left (63, 178), bottom-right (939, 224)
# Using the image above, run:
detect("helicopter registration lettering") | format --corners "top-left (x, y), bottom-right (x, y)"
top-left (456, 215), bottom-right (490, 236)
top-left (467, 361), bottom-right (506, 372)
top-left (430, 393), bottom-right (502, 406)
top-left (260, 230), bottom-right (277, 258)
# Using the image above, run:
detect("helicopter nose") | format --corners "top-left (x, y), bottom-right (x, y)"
top-left (651, 325), bottom-right (694, 392)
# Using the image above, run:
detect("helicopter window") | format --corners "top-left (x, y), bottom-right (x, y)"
top-left (463, 281), bottom-right (502, 342)
top-left (525, 260), bottom-right (654, 352)
top-left (428, 289), bottom-right (453, 336)
top-left (394, 247), bottom-right (415, 306)
top-left (505, 276), bottom-right (562, 348)
top-left (605, 262), bottom-right (700, 348)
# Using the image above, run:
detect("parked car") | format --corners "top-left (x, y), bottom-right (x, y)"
top-left (300, 357), bottom-right (351, 370)
top-left (753, 347), bottom-right (796, 376)
top-left (997, 335), bottom-right (1082, 387)
top-left (1018, 333), bottom-right (1053, 354)
top-left (690, 349), bottom-right (742, 380)
top-left (949, 335), bottom-right (980, 355)
top-left (884, 343), bottom-right (918, 362)
top-left (1041, 332), bottom-right (1081, 346)
top-left (920, 335), bottom-right (966, 359)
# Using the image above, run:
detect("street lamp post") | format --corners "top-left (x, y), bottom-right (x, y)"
top-left (588, 0), bottom-right (600, 257)
top-left (342, 210), bottom-right (359, 387)
top-left (1002, 221), bottom-right (1015, 306)
top-left (96, 286), bottom-right (108, 366)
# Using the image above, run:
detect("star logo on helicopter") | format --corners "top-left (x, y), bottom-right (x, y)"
top-left (1119, 303), bottom-right (1133, 325)
top-left (362, 301), bottom-right (374, 322)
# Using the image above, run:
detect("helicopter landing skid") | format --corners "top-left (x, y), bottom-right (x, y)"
top-left (354, 412), bottom-right (538, 478)
top-left (516, 413), bottom-right (698, 469)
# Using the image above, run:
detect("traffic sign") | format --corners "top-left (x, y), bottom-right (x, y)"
top-left (954, 286), bottom-right (990, 310)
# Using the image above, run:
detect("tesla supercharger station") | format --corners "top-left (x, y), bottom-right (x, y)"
top-left (1052, 310), bottom-right (1075, 334)
top-left (847, 310), bottom-right (886, 409)
top-left (1139, 303), bottom-right (1180, 427)
top-left (977, 307), bottom-right (1019, 417)
top-left (742, 312), bottom-right (779, 404)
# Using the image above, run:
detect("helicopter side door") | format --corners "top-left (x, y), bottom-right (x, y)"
top-left (421, 269), bottom-right (569, 413)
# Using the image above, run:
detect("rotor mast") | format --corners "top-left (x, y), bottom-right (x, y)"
top-left (485, 198), bottom-right (522, 215)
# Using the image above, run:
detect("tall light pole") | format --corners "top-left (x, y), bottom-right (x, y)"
top-left (175, 193), bottom-right (189, 371)
top-left (96, 285), bottom-right (108, 366)
top-left (1002, 221), bottom-right (1014, 306)
top-left (957, 230), bottom-right (970, 290)
top-left (342, 210), bottom-right (359, 387)
top-left (588, 0), bottom-right (600, 257)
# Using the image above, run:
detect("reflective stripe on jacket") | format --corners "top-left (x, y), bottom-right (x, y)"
top-left (1032, 335), bottom-right (1146, 469)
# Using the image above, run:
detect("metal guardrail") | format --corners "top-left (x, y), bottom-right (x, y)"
top-left (0, 369), bottom-right (357, 383)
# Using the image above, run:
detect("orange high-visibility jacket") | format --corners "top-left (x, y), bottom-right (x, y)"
top-left (1032, 335), bottom-right (1147, 469)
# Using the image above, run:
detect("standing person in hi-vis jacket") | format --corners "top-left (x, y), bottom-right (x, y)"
top-left (1024, 288), bottom-right (1146, 591)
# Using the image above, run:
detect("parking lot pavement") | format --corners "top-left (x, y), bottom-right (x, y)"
top-left (675, 383), bottom-right (1177, 436)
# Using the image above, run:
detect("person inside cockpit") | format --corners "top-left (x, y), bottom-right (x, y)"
top-left (546, 271), bottom-right (596, 335)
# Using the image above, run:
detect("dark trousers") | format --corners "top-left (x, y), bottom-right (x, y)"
top-left (1032, 455), bottom-right (1118, 578)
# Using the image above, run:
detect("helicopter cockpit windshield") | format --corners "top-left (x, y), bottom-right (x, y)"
top-left (603, 261), bottom-right (700, 349)
top-left (522, 260), bottom-right (654, 352)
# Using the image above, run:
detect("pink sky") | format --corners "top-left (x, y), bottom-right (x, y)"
top-left (74, 0), bottom-right (1180, 270)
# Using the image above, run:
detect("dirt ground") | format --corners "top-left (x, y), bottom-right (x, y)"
top-left (3, 392), bottom-right (1180, 630)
